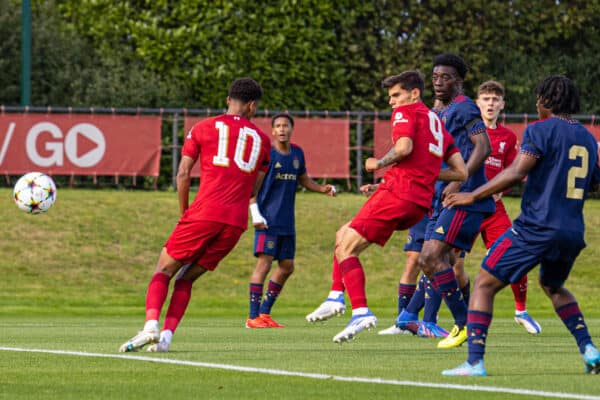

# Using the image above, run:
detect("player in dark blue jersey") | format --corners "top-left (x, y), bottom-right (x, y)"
top-left (443, 75), bottom-right (600, 376)
top-left (397, 53), bottom-right (494, 349)
top-left (246, 113), bottom-right (336, 328)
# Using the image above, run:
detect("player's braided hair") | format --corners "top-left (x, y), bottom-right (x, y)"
top-left (381, 71), bottom-right (425, 96)
top-left (433, 53), bottom-right (468, 79)
top-left (228, 77), bottom-right (263, 103)
top-left (535, 75), bottom-right (580, 115)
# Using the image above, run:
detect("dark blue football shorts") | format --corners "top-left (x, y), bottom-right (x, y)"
top-left (481, 226), bottom-right (585, 287)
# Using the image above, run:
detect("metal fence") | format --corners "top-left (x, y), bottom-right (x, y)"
top-left (2, 105), bottom-right (599, 191)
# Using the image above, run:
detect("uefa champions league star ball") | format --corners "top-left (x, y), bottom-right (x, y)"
top-left (13, 172), bottom-right (57, 214)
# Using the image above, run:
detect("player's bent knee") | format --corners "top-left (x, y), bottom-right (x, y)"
top-left (473, 270), bottom-right (505, 295)
top-left (278, 261), bottom-right (295, 276)
top-left (417, 252), bottom-right (437, 276)
top-left (541, 284), bottom-right (563, 296)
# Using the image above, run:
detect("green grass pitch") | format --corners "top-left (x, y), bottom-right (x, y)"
top-left (1, 189), bottom-right (599, 399)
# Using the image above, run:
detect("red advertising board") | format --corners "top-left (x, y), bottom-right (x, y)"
top-left (184, 116), bottom-right (350, 178)
top-left (0, 114), bottom-right (162, 176)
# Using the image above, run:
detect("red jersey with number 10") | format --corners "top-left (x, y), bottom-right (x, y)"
top-left (379, 102), bottom-right (459, 208)
top-left (182, 114), bottom-right (271, 230)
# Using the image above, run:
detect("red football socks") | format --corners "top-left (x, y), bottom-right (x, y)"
top-left (145, 273), bottom-right (170, 321)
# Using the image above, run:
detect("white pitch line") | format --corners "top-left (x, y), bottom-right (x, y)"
top-left (1, 346), bottom-right (599, 400)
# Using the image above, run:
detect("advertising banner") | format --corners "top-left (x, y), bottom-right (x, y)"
top-left (184, 116), bottom-right (350, 178)
top-left (0, 114), bottom-right (162, 176)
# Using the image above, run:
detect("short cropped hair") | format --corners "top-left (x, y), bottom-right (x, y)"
top-left (271, 113), bottom-right (294, 127)
top-left (228, 77), bottom-right (263, 103)
top-left (477, 80), bottom-right (505, 98)
top-left (381, 70), bottom-right (425, 97)
top-left (535, 75), bottom-right (580, 115)
top-left (433, 53), bottom-right (468, 79)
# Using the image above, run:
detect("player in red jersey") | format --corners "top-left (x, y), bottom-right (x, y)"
top-left (119, 77), bottom-right (271, 353)
top-left (451, 80), bottom-right (541, 334)
top-left (308, 71), bottom-right (467, 343)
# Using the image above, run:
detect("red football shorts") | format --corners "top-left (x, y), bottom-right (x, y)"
top-left (480, 199), bottom-right (512, 249)
top-left (165, 219), bottom-right (244, 270)
top-left (349, 189), bottom-right (427, 246)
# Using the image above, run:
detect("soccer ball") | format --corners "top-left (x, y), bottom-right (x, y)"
top-left (13, 172), bottom-right (57, 214)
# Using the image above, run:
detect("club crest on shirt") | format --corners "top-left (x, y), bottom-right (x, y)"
top-left (393, 112), bottom-right (408, 125)
top-left (499, 141), bottom-right (506, 153)
top-left (293, 158), bottom-right (300, 169)
top-left (266, 240), bottom-right (275, 249)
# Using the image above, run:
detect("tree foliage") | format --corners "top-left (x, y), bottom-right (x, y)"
top-left (2, 0), bottom-right (600, 113)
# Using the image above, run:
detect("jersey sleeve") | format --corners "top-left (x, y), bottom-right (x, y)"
top-left (391, 107), bottom-right (417, 142)
top-left (520, 123), bottom-right (544, 159)
top-left (181, 124), bottom-right (202, 161)
top-left (456, 101), bottom-right (487, 137)
top-left (258, 130), bottom-right (271, 172)
top-left (442, 130), bottom-right (460, 161)
top-left (298, 146), bottom-right (307, 176)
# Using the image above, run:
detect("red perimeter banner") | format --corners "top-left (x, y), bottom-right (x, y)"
top-left (0, 114), bottom-right (162, 176)
top-left (184, 116), bottom-right (350, 178)
top-left (373, 120), bottom-right (600, 179)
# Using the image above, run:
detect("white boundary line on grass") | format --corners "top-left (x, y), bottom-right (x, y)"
top-left (1, 346), bottom-right (599, 400)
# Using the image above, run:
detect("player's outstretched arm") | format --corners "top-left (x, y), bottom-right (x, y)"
top-left (438, 152), bottom-right (467, 183)
top-left (176, 156), bottom-right (196, 215)
top-left (442, 130), bottom-right (491, 198)
top-left (444, 152), bottom-right (537, 208)
top-left (365, 137), bottom-right (413, 172)
top-left (298, 174), bottom-right (337, 196)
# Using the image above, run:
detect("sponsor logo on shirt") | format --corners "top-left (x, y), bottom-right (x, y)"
top-left (393, 112), bottom-right (408, 125)
top-left (275, 173), bottom-right (297, 181)
top-left (485, 156), bottom-right (502, 168)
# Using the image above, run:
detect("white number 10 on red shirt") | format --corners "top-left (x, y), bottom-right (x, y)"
top-left (213, 121), bottom-right (262, 173)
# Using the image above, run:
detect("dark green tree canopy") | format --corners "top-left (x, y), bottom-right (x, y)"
top-left (2, 0), bottom-right (600, 114)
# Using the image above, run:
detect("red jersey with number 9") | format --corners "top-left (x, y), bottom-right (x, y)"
top-left (379, 101), bottom-right (458, 208)
top-left (182, 114), bottom-right (271, 230)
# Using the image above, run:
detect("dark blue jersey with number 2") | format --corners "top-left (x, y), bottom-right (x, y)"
top-left (515, 116), bottom-right (600, 236)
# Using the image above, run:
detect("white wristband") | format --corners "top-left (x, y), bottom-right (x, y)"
top-left (250, 203), bottom-right (267, 225)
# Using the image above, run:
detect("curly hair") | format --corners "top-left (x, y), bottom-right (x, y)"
top-left (228, 77), bottom-right (263, 103)
top-left (433, 53), bottom-right (468, 79)
top-left (535, 75), bottom-right (580, 115)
